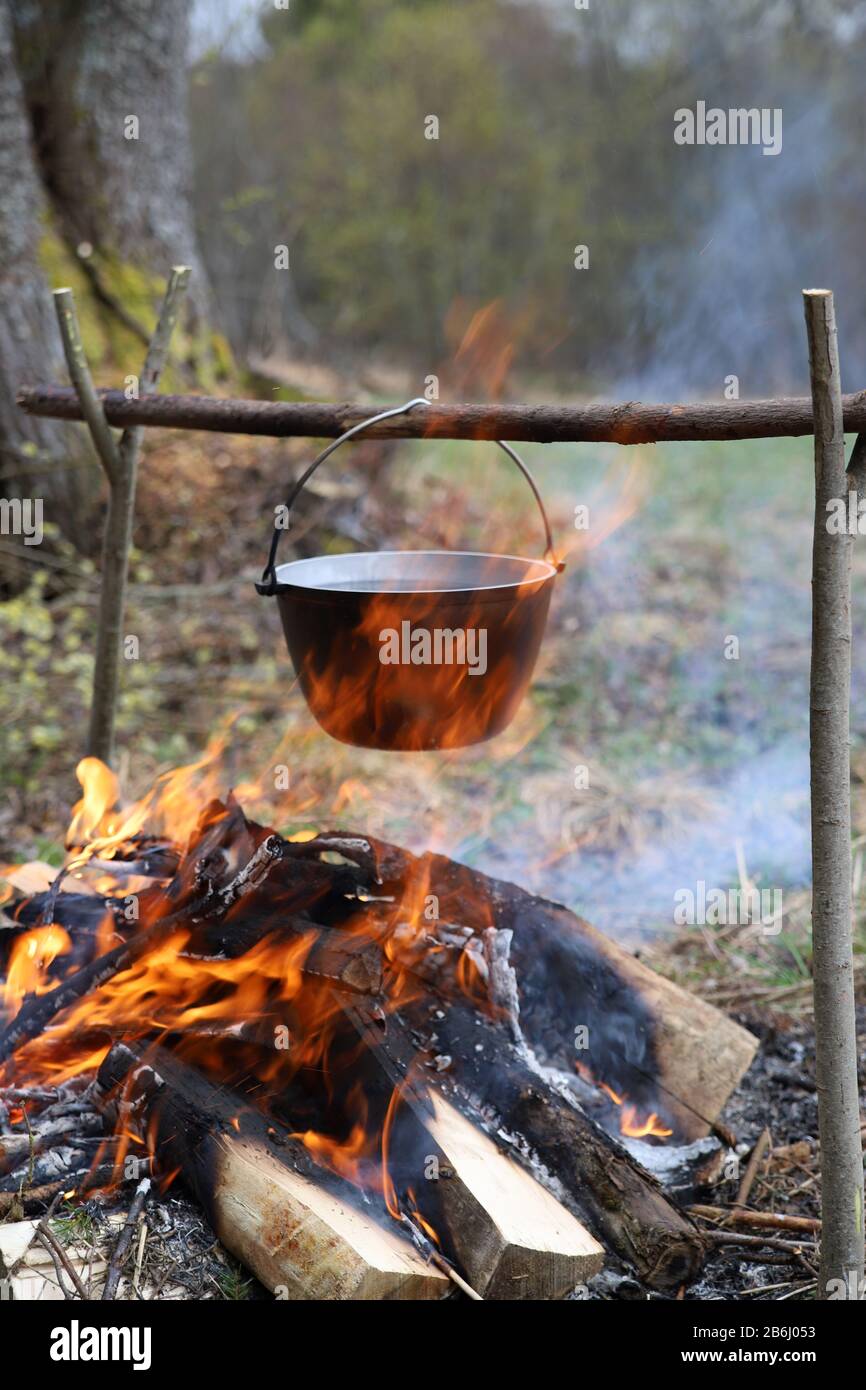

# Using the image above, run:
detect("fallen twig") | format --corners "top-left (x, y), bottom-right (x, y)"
top-left (102, 1176), bottom-right (151, 1300)
top-left (735, 1127), bottom-right (771, 1207)
top-left (691, 1204), bottom-right (821, 1236)
top-left (38, 1226), bottom-right (89, 1300)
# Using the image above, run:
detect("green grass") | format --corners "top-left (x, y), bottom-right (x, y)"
top-left (214, 1264), bottom-right (253, 1300)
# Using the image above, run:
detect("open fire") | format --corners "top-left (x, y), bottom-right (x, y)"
top-left (0, 747), bottom-right (757, 1298)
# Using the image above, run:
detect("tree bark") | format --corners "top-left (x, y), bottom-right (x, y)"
top-left (803, 288), bottom-right (865, 1299)
top-left (0, 0), bottom-right (93, 582)
top-left (15, 0), bottom-right (212, 336)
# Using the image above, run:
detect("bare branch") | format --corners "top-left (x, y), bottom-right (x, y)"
top-left (52, 288), bottom-right (120, 484)
top-left (803, 288), bottom-right (865, 1299)
top-left (18, 384), bottom-right (866, 445)
top-left (87, 265), bottom-right (191, 764)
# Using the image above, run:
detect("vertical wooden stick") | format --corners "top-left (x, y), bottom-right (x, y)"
top-left (803, 288), bottom-right (865, 1299)
top-left (54, 267), bottom-right (190, 766)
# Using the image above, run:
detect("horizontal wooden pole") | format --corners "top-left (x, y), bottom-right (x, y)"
top-left (18, 382), bottom-right (866, 444)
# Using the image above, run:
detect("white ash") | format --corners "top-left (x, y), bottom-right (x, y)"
top-left (621, 1134), bottom-right (724, 1188)
top-left (482, 927), bottom-right (522, 1044)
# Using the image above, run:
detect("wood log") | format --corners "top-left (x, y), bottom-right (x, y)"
top-left (97, 1044), bottom-right (448, 1301)
top-left (347, 997), bottom-right (703, 1290)
top-left (293, 832), bottom-right (758, 1139)
top-left (0, 824), bottom-right (370, 1065)
top-left (338, 1001), bottom-right (603, 1297)
top-left (421, 1090), bottom-right (604, 1298)
top-left (197, 914), bottom-right (383, 995)
top-left (17, 383), bottom-right (866, 444)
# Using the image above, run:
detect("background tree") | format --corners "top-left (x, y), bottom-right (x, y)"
top-left (0, 0), bottom-right (89, 581)
top-left (0, 0), bottom-right (217, 583)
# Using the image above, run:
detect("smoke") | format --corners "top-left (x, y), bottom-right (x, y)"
top-left (619, 90), bottom-right (866, 399)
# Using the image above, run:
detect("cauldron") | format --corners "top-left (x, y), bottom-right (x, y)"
top-left (256, 399), bottom-right (561, 750)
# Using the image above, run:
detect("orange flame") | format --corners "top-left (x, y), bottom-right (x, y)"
top-left (3, 925), bottom-right (71, 1015)
top-left (577, 1064), bottom-right (673, 1141)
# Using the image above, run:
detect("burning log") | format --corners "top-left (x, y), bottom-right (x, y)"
top-left (100, 1036), bottom-right (604, 1300)
top-left (338, 1002), bottom-right (605, 1298)
top-left (198, 915), bottom-right (383, 995)
top-left (0, 822), bottom-right (371, 1063)
top-left (17, 383), bottom-right (866, 444)
top-left (296, 832), bottom-right (758, 1140)
top-left (97, 1044), bottom-right (449, 1301)
top-left (356, 997), bottom-right (704, 1290)
top-left (1, 792), bottom-right (757, 1298)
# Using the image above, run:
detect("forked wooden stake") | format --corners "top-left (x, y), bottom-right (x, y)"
top-left (803, 288), bottom-right (865, 1299)
top-left (53, 267), bottom-right (190, 766)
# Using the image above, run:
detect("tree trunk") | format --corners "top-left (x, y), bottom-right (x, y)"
top-left (0, 0), bottom-right (94, 583)
top-left (14, 0), bottom-right (212, 346)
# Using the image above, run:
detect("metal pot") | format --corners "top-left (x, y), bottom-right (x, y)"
top-left (256, 398), bottom-right (562, 750)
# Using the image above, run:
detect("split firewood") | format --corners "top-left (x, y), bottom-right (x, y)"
top-left (97, 1043), bottom-right (449, 1301)
top-left (419, 1090), bottom-right (604, 1297)
top-left (340, 998), bottom-right (603, 1298)
top-left (344, 997), bottom-right (702, 1290)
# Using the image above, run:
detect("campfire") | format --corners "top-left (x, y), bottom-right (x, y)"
top-left (0, 752), bottom-right (757, 1300)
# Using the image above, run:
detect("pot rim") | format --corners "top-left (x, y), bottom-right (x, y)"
top-left (272, 549), bottom-right (559, 597)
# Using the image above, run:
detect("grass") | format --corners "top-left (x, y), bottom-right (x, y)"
top-left (51, 1204), bottom-right (100, 1246)
top-left (214, 1263), bottom-right (253, 1300)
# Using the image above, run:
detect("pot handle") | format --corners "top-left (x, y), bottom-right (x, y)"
top-left (256, 396), bottom-right (561, 595)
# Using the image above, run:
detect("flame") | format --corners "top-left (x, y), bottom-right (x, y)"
top-left (2, 734), bottom-right (675, 1251)
top-left (619, 1104), bottom-right (673, 1141)
top-left (292, 1086), bottom-right (375, 1186)
top-left (3, 925), bottom-right (72, 1014)
top-left (576, 1063), bottom-right (673, 1141)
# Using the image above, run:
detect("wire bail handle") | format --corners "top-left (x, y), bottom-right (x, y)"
top-left (256, 396), bottom-right (561, 595)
